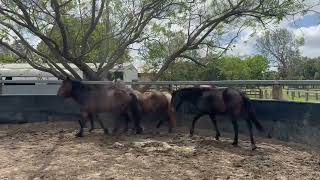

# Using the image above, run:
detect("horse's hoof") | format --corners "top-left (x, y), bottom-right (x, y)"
top-left (104, 129), bottom-right (109, 135)
top-left (75, 132), bottom-right (83, 137)
top-left (168, 128), bottom-right (174, 134)
top-left (189, 130), bottom-right (194, 136)
top-left (189, 133), bottom-right (194, 138)
top-left (251, 144), bottom-right (257, 151)
top-left (136, 127), bottom-right (143, 134)
top-left (232, 142), bottom-right (238, 147)
top-left (215, 136), bottom-right (220, 141)
top-left (88, 128), bottom-right (94, 133)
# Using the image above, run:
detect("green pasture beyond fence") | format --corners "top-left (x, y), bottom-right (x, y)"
top-left (1, 80), bottom-right (320, 103)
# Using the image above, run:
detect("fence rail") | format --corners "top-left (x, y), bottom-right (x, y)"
top-left (2, 80), bottom-right (320, 85)
top-left (2, 80), bottom-right (320, 103)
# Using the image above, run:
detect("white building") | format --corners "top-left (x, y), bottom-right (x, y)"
top-left (0, 63), bottom-right (139, 95)
top-left (0, 63), bottom-right (138, 81)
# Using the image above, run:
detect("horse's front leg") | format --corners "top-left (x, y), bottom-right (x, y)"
top-left (189, 113), bottom-right (204, 137)
top-left (76, 112), bottom-right (88, 137)
top-left (88, 113), bottom-right (95, 132)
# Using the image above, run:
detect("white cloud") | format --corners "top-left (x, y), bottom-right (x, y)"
top-left (228, 15), bottom-right (320, 58)
top-left (293, 25), bottom-right (320, 57)
top-left (226, 28), bottom-right (261, 57)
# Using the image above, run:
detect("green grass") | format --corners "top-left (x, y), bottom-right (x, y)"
top-left (240, 86), bottom-right (320, 103)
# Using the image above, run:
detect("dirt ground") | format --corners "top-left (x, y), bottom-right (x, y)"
top-left (0, 121), bottom-right (319, 180)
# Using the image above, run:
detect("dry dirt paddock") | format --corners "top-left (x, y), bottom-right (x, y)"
top-left (0, 121), bottom-right (319, 180)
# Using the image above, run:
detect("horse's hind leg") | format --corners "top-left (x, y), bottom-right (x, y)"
top-left (156, 111), bottom-right (173, 134)
top-left (112, 116), bottom-right (122, 135)
top-left (156, 119), bottom-right (163, 132)
top-left (190, 113), bottom-right (204, 137)
top-left (209, 114), bottom-right (221, 140)
top-left (123, 114), bottom-right (130, 134)
top-left (167, 110), bottom-right (176, 133)
top-left (128, 110), bottom-right (143, 135)
top-left (95, 115), bottom-right (108, 135)
top-left (246, 118), bottom-right (257, 150)
top-left (230, 115), bottom-right (239, 146)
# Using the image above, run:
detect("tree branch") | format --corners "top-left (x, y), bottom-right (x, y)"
top-left (178, 55), bottom-right (205, 67)
top-left (51, 0), bottom-right (71, 58)
top-left (80, 0), bottom-right (105, 56)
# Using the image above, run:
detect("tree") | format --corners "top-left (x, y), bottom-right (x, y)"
top-left (158, 60), bottom-right (206, 81)
top-left (245, 55), bottom-right (269, 79)
top-left (156, 55), bottom-right (270, 80)
top-left (0, 0), bottom-right (309, 83)
top-left (36, 16), bottom-right (131, 64)
top-left (288, 57), bottom-right (320, 80)
top-left (256, 28), bottom-right (304, 78)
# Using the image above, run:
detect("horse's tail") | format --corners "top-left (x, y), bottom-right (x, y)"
top-left (170, 90), bottom-right (183, 111)
top-left (241, 93), bottom-right (264, 132)
top-left (129, 92), bottom-right (143, 133)
top-left (164, 92), bottom-right (177, 128)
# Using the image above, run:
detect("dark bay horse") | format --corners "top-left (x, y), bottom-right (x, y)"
top-left (171, 87), bottom-right (264, 150)
top-left (57, 77), bottom-right (143, 137)
top-left (133, 90), bottom-right (176, 133)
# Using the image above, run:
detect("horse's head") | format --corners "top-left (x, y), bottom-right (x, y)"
top-left (57, 77), bottom-right (73, 97)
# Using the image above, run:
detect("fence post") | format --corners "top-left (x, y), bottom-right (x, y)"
top-left (306, 90), bottom-right (309, 102)
top-left (168, 84), bottom-right (173, 93)
top-left (131, 79), bottom-right (138, 90)
top-left (264, 89), bottom-right (268, 99)
top-left (0, 76), bottom-right (2, 95)
top-left (272, 84), bottom-right (283, 100)
top-left (259, 88), bottom-right (263, 99)
top-left (291, 91), bottom-right (295, 100)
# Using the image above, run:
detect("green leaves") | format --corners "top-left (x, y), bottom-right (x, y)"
top-left (0, 0), bottom-right (312, 81)
top-left (157, 55), bottom-right (270, 81)
top-left (0, 53), bottom-right (17, 63)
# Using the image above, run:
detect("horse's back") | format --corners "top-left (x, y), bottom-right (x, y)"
top-left (138, 90), bottom-right (169, 113)
top-left (222, 88), bottom-right (244, 104)
top-left (196, 88), bottom-right (225, 113)
top-left (162, 91), bottom-right (172, 102)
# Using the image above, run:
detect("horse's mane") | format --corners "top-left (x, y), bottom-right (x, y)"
top-left (71, 80), bottom-right (91, 93)
top-left (171, 87), bottom-right (213, 113)
top-left (172, 87), bottom-right (212, 97)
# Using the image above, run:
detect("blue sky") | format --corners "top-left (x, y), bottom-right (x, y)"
top-left (290, 14), bottom-right (320, 28)
top-left (228, 10), bottom-right (320, 58)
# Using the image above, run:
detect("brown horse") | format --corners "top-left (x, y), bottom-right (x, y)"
top-left (133, 90), bottom-right (176, 133)
top-left (171, 87), bottom-right (264, 150)
top-left (57, 77), bottom-right (143, 137)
